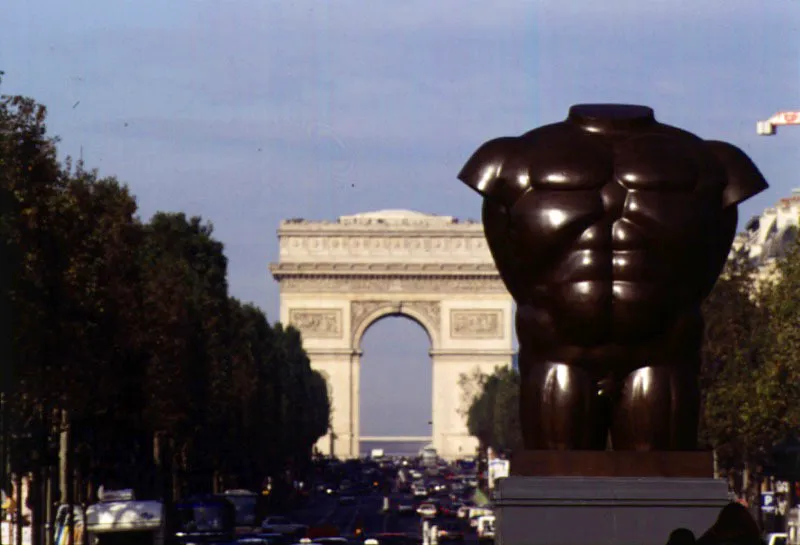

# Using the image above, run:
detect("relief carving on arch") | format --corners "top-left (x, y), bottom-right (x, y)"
top-left (406, 301), bottom-right (441, 333)
top-left (350, 300), bottom-right (441, 341)
top-left (289, 308), bottom-right (343, 338)
top-left (350, 300), bottom-right (389, 332)
top-left (450, 309), bottom-right (504, 339)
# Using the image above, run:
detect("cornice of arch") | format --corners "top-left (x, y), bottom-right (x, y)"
top-left (269, 262), bottom-right (498, 277)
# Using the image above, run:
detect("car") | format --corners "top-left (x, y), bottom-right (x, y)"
top-left (396, 499), bottom-right (415, 515)
top-left (468, 509), bottom-right (493, 529)
top-left (765, 534), bottom-right (787, 545)
top-left (366, 534), bottom-right (414, 545)
top-left (436, 522), bottom-right (465, 543)
top-left (476, 515), bottom-right (495, 542)
top-left (261, 516), bottom-right (307, 538)
top-left (438, 503), bottom-right (461, 517)
top-left (339, 496), bottom-right (356, 506)
top-left (239, 539), bottom-right (272, 545)
top-left (315, 539), bottom-right (349, 545)
top-left (307, 525), bottom-right (341, 540)
top-left (252, 533), bottom-right (289, 545)
top-left (416, 503), bottom-right (437, 518)
top-left (319, 484), bottom-right (338, 496)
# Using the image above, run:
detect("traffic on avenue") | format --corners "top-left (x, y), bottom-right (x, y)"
top-left (2, 448), bottom-right (501, 545)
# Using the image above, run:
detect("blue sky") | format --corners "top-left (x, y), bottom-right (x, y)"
top-left (3, 0), bottom-right (800, 436)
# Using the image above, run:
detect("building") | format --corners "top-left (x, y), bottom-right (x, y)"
top-left (734, 189), bottom-right (800, 266)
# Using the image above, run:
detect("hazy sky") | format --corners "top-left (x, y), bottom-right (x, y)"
top-left (3, 1), bottom-right (800, 436)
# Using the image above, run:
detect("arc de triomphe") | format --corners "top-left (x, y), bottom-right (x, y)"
top-left (269, 210), bottom-right (514, 460)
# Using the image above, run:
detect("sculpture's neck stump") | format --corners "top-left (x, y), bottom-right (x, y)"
top-left (568, 104), bottom-right (656, 133)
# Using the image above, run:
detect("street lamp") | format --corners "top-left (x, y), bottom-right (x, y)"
top-left (757, 111), bottom-right (800, 136)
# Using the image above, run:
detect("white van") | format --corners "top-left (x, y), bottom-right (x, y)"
top-left (85, 500), bottom-right (164, 545)
top-left (477, 515), bottom-right (495, 542)
top-left (469, 508), bottom-right (493, 528)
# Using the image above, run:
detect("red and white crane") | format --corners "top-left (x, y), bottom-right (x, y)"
top-left (757, 111), bottom-right (800, 135)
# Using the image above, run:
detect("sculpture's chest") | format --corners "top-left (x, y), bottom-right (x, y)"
top-left (507, 133), bottom-right (725, 242)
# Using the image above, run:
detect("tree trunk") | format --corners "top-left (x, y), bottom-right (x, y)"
top-left (15, 473), bottom-right (23, 545)
top-left (169, 437), bottom-right (180, 502)
top-left (30, 469), bottom-right (42, 545)
top-left (58, 412), bottom-right (69, 505)
top-left (44, 465), bottom-right (53, 545)
top-left (0, 392), bottom-right (8, 521)
top-left (153, 432), bottom-right (170, 502)
top-left (212, 470), bottom-right (221, 495)
top-left (60, 410), bottom-right (73, 545)
top-left (154, 432), bottom-right (173, 545)
top-left (743, 462), bottom-right (750, 499)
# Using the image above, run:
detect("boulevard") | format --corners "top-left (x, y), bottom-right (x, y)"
top-left (294, 493), bottom-right (423, 538)
top-left (276, 454), bottom-right (488, 545)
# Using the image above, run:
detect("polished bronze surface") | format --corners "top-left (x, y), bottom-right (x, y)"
top-left (458, 104), bottom-right (768, 451)
top-left (510, 451), bottom-right (714, 478)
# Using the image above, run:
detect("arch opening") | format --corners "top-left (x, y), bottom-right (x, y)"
top-left (356, 310), bottom-right (434, 353)
top-left (351, 302), bottom-right (441, 352)
top-left (359, 314), bottom-right (433, 458)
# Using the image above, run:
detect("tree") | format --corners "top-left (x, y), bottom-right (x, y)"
top-left (137, 213), bottom-right (234, 492)
top-left (700, 237), bottom-right (800, 499)
top-left (57, 171), bottom-right (149, 493)
top-left (700, 248), bottom-right (767, 471)
top-left (754, 239), bottom-right (800, 463)
top-left (271, 325), bottom-right (329, 468)
top-left (491, 368), bottom-right (523, 452)
top-left (227, 297), bottom-right (262, 486)
top-left (0, 94), bottom-right (65, 418)
top-left (461, 365), bottom-right (522, 453)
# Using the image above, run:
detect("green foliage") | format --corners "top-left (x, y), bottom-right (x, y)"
top-left (756, 242), bottom-right (800, 449)
top-left (701, 239), bottom-right (800, 486)
top-left (460, 365), bottom-right (522, 453)
top-left (0, 93), bottom-right (330, 495)
top-left (700, 248), bottom-right (768, 467)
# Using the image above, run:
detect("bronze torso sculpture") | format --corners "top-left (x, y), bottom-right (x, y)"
top-left (458, 104), bottom-right (767, 451)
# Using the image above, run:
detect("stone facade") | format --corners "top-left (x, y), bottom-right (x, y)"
top-left (730, 190), bottom-right (800, 289)
top-left (734, 189), bottom-right (800, 264)
top-left (269, 209), bottom-right (514, 460)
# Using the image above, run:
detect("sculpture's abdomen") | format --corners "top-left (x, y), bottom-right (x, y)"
top-left (525, 187), bottom-right (709, 345)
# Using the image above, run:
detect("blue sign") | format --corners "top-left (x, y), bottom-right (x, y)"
top-left (762, 492), bottom-right (776, 513)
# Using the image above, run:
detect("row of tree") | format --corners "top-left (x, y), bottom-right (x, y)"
top-left (699, 239), bottom-right (800, 495)
top-left (461, 235), bottom-right (800, 500)
top-left (0, 88), bottom-right (331, 502)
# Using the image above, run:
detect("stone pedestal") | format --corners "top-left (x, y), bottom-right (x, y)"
top-left (495, 476), bottom-right (730, 545)
top-left (495, 452), bottom-right (730, 545)
top-left (511, 451), bottom-right (715, 478)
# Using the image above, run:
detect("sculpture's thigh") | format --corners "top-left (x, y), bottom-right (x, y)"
top-left (518, 356), bottom-right (610, 450)
top-left (611, 364), bottom-right (700, 451)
